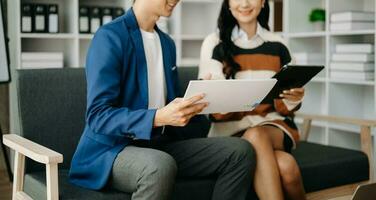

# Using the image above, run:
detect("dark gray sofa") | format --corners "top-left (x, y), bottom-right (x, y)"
top-left (11, 68), bottom-right (370, 199)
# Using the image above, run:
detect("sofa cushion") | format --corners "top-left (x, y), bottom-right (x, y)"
top-left (24, 170), bottom-right (216, 200)
top-left (23, 141), bottom-right (369, 199)
top-left (292, 141), bottom-right (369, 192)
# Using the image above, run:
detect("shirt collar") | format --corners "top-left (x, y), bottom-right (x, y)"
top-left (231, 23), bottom-right (267, 42)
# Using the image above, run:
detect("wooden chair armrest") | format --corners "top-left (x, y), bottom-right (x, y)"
top-left (295, 113), bottom-right (376, 127)
top-left (2, 134), bottom-right (62, 200)
top-left (3, 134), bottom-right (63, 164)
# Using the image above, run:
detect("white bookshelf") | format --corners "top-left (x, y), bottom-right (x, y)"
top-left (283, 0), bottom-right (376, 178)
top-left (7, 0), bottom-right (376, 177)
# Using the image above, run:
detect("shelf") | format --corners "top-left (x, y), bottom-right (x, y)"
top-left (328, 123), bottom-right (360, 134)
top-left (329, 79), bottom-right (375, 86)
top-left (79, 34), bottom-right (94, 40)
top-left (20, 33), bottom-right (77, 39)
top-left (287, 31), bottom-right (326, 38)
top-left (329, 29), bottom-right (376, 36)
top-left (311, 77), bottom-right (327, 83)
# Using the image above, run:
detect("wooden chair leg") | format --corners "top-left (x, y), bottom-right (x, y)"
top-left (360, 125), bottom-right (374, 181)
top-left (13, 151), bottom-right (25, 200)
top-left (301, 118), bottom-right (312, 141)
top-left (46, 163), bottom-right (59, 200)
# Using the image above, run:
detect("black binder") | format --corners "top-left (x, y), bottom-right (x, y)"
top-left (47, 4), bottom-right (58, 33)
top-left (34, 4), bottom-right (47, 33)
top-left (102, 7), bottom-right (113, 25)
top-left (79, 6), bottom-right (90, 33)
top-left (90, 7), bottom-right (101, 33)
top-left (112, 7), bottom-right (125, 20)
top-left (261, 65), bottom-right (325, 104)
top-left (21, 4), bottom-right (33, 33)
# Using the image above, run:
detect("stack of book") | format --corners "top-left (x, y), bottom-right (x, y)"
top-left (330, 43), bottom-right (374, 81)
top-left (330, 11), bottom-right (374, 31)
top-left (293, 52), bottom-right (325, 65)
top-left (21, 52), bottom-right (64, 69)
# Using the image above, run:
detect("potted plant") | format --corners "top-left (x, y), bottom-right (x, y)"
top-left (309, 8), bottom-right (326, 31)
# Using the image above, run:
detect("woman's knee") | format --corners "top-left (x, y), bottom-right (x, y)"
top-left (275, 151), bottom-right (301, 186)
top-left (242, 127), bottom-right (270, 146)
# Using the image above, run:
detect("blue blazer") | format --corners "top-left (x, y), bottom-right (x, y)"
top-left (69, 8), bottom-right (179, 190)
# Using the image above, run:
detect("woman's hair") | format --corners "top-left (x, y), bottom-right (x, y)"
top-left (217, 0), bottom-right (270, 79)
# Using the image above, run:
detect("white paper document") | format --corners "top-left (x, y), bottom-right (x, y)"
top-left (183, 79), bottom-right (277, 114)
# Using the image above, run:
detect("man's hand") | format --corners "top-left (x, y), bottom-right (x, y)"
top-left (154, 94), bottom-right (209, 127)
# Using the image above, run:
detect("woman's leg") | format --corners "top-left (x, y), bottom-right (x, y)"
top-left (111, 146), bottom-right (177, 200)
top-left (275, 150), bottom-right (306, 200)
top-left (242, 126), bottom-right (285, 200)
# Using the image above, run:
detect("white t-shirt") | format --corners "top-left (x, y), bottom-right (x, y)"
top-left (140, 29), bottom-right (166, 109)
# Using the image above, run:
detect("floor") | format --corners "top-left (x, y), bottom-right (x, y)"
top-left (0, 170), bottom-right (12, 200)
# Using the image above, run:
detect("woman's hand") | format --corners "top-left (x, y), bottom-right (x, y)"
top-left (154, 94), bottom-right (209, 127)
top-left (280, 88), bottom-right (305, 102)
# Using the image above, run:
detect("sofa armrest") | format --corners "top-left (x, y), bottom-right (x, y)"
top-left (295, 112), bottom-right (376, 181)
top-left (3, 134), bottom-right (63, 200)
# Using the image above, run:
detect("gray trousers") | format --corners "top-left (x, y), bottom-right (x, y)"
top-left (111, 137), bottom-right (256, 200)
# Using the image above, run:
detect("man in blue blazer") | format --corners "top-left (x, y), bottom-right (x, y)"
top-left (69, 0), bottom-right (256, 199)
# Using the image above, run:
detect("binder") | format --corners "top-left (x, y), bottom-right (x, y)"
top-left (112, 7), bottom-right (125, 20)
top-left (34, 4), bottom-right (47, 33)
top-left (90, 7), bottom-right (101, 33)
top-left (102, 7), bottom-right (112, 25)
top-left (79, 7), bottom-right (90, 33)
top-left (47, 4), bottom-right (58, 33)
top-left (261, 65), bottom-right (324, 104)
top-left (21, 4), bottom-right (33, 33)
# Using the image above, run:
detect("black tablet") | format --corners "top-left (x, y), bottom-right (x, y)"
top-left (261, 65), bottom-right (324, 104)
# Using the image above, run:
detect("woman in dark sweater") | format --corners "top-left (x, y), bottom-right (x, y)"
top-left (199, 0), bottom-right (306, 199)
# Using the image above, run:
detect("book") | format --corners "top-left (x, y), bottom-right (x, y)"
top-left (336, 43), bottom-right (374, 54)
top-left (34, 4), bottom-right (47, 33)
top-left (330, 22), bottom-right (374, 31)
top-left (21, 52), bottom-right (63, 61)
top-left (47, 4), bottom-right (58, 33)
top-left (330, 71), bottom-right (374, 80)
top-left (102, 8), bottom-right (113, 25)
top-left (332, 53), bottom-right (374, 62)
top-left (79, 7), bottom-right (90, 33)
top-left (331, 11), bottom-right (375, 22)
top-left (21, 4), bottom-right (33, 33)
top-left (90, 7), bottom-right (101, 33)
top-left (21, 61), bottom-right (63, 69)
top-left (330, 62), bottom-right (374, 72)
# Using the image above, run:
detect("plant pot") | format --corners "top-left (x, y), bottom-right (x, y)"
top-left (312, 21), bottom-right (325, 31)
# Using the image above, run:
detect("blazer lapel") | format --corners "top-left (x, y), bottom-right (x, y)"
top-left (124, 9), bottom-right (149, 107)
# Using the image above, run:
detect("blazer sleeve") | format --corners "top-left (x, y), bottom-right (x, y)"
top-left (85, 28), bottom-right (155, 140)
